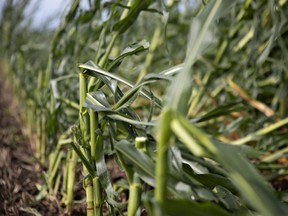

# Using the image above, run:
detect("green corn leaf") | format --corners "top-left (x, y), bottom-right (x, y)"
top-left (108, 40), bottom-right (150, 72)
top-left (112, 0), bottom-right (152, 34)
top-left (140, 72), bottom-right (172, 83)
top-left (257, 23), bottom-right (279, 65)
top-left (112, 83), bottom-right (143, 111)
top-left (171, 115), bottom-right (211, 157)
top-left (213, 186), bottom-right (242, 212)
top-left (83, 90), bottom-right (146, 133)
top-left (231, 117), bottom-right (288, 145)
top-left (112, 74), bottom-right (169, 111)
top-left (94, 135), bottom-right (125, 209)
top-left (163, 199), bottom-right (230, 216)
top-left (57, 96), bottom-right (79, 110)
top-left (195, 187), bottom-right (218, 201)
top-left (261, 146), bottom-right (288, 162)
top-left (159, 64), bottom-right (183, 76)
top-left (85, 91), bottom-right (110, 110)
top-left (78, 63), bottom-right (162, 107)
top-left (70, 141), bottom-right (94, 177)
top-left (191, 102), bottom-right (244, 123)
top-left (109, 113), bottom-right (155, 127)
top-left (165, 0), bottom-right (235, 115)
top-left (115, 140), bottom-right (155, 178)
top-left (182, 165), bottom-right (236, 193)
top-left (172, 113), bottom-right (287, 216)
top-left (81, 61), bottom-right (118, 94)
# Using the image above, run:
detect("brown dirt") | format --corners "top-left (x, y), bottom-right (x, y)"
top-left (0, 69), bottom-right (127, 215)
top-left (0, 74), bottom-right (76, 215)
top-left (0, 72), bottom-right (40, 215)
top-left (0, 70), bottom-right (88, 215)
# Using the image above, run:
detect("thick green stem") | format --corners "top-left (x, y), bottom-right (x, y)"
top-left (90, 110), bottom-right (98, 167)
top-left (53, 172), bottom-right (61, 196)
top-left (36, 110), bottom-right (41, 160)
top-left (93, 176), bottom-right (102, 215)
top-left (80, 147), bottom-right (95, 216)
top-left (90, 109), bottom-right (105, 216)
top-left (85, 177), bottom-right (95, 216)
top-left (135, 136), bottom-right (147, 152)
top-left (40, 112), bottom-right (46, 164)
top-left (62, 149), bottom-right (70, 198)
top-left (66, 147), bottom-right (78, 213)
top-left (86, 21), bottom-right (119, 216)
top-left (49, 150), bottom-right (63, 192)
top-left (79, 72), bottom-right (87, 113)
top-left (155, 108), bottom-right (173, 214)
top-left (127, 137), bottom-right (146, 216)
top-left (90, 111), bottom-right (102, 216)
top-left (48, 149), bottom-right (57, 175)
top-left (79, 72), bottom-right (95, 216)
top-left (79, 73), bottom-right (90, 142)
top-left (127, 176), bottom-right (141, 216)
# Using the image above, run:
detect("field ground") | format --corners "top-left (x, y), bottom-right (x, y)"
top-left (0, 68), bottom-right (127, 215)
top-left (0, 71), bottom-right (85, 215)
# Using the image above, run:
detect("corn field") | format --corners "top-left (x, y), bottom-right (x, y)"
top-left (0, 0), bottom-right (288, 215)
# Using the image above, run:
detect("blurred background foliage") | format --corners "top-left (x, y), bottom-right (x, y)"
top-left (0, 0), bottom-right (288, 215)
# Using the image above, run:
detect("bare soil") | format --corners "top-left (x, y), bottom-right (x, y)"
top-left (0, 74), bottom-right (39, 215)
top-left (0, 73), bottom-right (86, 215)
top-left (0, 70), bottom-right (126, 215)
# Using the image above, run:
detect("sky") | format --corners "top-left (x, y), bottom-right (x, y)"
top-left (0, 0), bottom-right (89, 29)
top-left (26, 0), bottom-right (70, 29)
top-left (0, 0), bottom-right (198, 29)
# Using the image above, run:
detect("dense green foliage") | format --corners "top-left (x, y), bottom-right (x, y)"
top-left (1, 0), bottom-right (288, 215)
